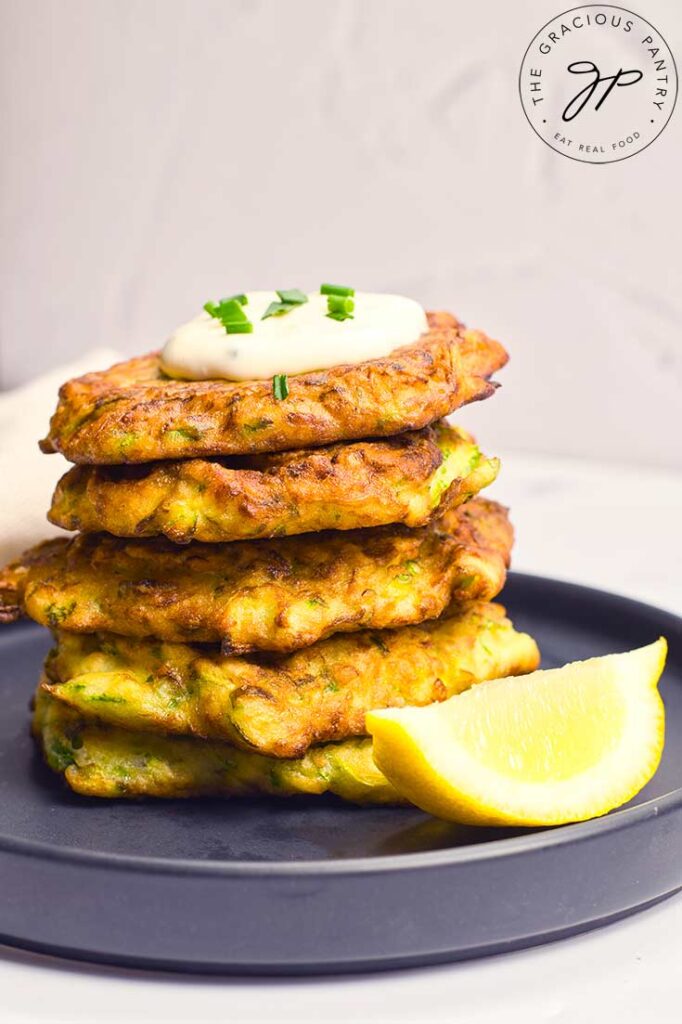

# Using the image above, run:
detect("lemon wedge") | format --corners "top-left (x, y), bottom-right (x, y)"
top-left (367, 639), bottom-right (667, 827)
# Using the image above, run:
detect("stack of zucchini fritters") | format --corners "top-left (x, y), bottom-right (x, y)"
top-left (0, 310), bottom-right (540, 804)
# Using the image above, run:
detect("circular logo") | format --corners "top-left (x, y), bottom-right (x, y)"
top-left (519, 5), bottom-right (677, 163)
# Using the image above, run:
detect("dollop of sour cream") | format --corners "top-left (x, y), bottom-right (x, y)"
top-left (160, 291), bottom-right (428, 381)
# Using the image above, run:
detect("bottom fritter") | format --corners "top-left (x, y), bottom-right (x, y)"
top-left (42, 602), bottom-right (540, 757)
top-left (33, 601), bottom-right (541, 803)
top-left (33, 690), bottom-right (401, 804)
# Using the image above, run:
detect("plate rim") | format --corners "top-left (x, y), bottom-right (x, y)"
top-left (1, 571), bottom-right (680, 879)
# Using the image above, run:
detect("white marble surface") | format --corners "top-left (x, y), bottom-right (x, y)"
top-left (2, 0), bottom-right (682, 469)
top-left (488, 450), bottom-right (682, 615)
top-left (2, 450), bottom-right (681, 1024)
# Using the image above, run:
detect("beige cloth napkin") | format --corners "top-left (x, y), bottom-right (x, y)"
top-left (0, 350), bottom-right (123, 564)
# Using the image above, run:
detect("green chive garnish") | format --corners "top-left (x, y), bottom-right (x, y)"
top-left (321, 283), bottom-right (355, 321)
top-left (327, 295), bottom-right (355, 316)
top-left (276, 289), bottom-right (307, 305)
top-left (262, 302), bottom-right (287, 320)
top-left (273, 374), bottom-right (289, 400)
top-left (224, 321), bottom-right (253, 334)
top-left (204, 295), bottom-right (253, 332)
top-left (216, 298), bottom-right (248, 321)
top-left (262, 289), bottom-right (308, 320)
top-left (321, 283), bottom-right (355, 297)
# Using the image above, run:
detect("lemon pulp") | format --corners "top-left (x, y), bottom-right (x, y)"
top-left (366, 639), bottom-right (667, 827)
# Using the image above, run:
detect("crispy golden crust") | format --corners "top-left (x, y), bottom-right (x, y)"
top-left (48, 422), bottom-right (499, 543)
top-left (39, 313), bottom-right (507, 464)
top-left (33, 689), bottom-right (401, 803)
top-left (43, 602), bottom-right (540, 758)
top-left (0, 539), bottom-right (61, 623)
top-left (1, 499), bottom-right (513, 653)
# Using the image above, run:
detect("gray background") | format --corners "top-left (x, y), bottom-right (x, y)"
top-left (1, 0), bottom-right (680, 466)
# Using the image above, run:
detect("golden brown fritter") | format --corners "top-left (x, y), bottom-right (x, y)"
top-left (43, 602), bottom-right (540, 757)
top-left (33, 690), bottom-right (401, 803)
top-left (0, 499), bottom-right (512, 653)
top-left (48, 422), bottom-right (499, 543)
top-left (39, 313), bottom-right (507, 464)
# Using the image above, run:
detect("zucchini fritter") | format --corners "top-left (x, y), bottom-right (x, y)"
top-left (48, 422), bottom-right (498, 543)
top-left (1, 499), bottom-right (512, 653)
top-left (33, 690), bottom-right (401, 803)
top-left (39, 313), bottom-right (507, 465)
top-left (43, 602), bottom-right (539, 757)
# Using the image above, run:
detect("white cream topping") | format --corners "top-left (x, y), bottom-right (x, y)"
top-left (160, 291), bottom-right (428, 381)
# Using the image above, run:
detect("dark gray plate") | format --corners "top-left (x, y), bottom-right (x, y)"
top-left (0, 573), bottom-right (680, 974)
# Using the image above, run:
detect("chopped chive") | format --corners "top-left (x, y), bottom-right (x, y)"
top-left (395, 561), bottom-right (420, 583)
top-left (262, 301), bottom-right (300, 319)
top-left (273, 373), bottom-right (289, 400)
top-left (204, 295), bottom-right (253, 332)
top-left (327, 295), bottom-right (355, 316)
top-left (276, 289), bottom-right (307, 305)
top-left (224, 321), bottom-right (253, 334)
top-left (323, 284), bottom-right (355, 321)
top-left (321, 283), bottom-right (355, 297)
top-left (262, 301), bottom-right (289, 319)
top-left (326, 300), bottom-right (354, 322)
top-left (216, 298), bottom-right (248, 321)
top-left (262, 289), bottom-right (308, 320)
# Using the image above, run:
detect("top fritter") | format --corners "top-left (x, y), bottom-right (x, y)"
top-left (39, 303), bottom-right (507, 465)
